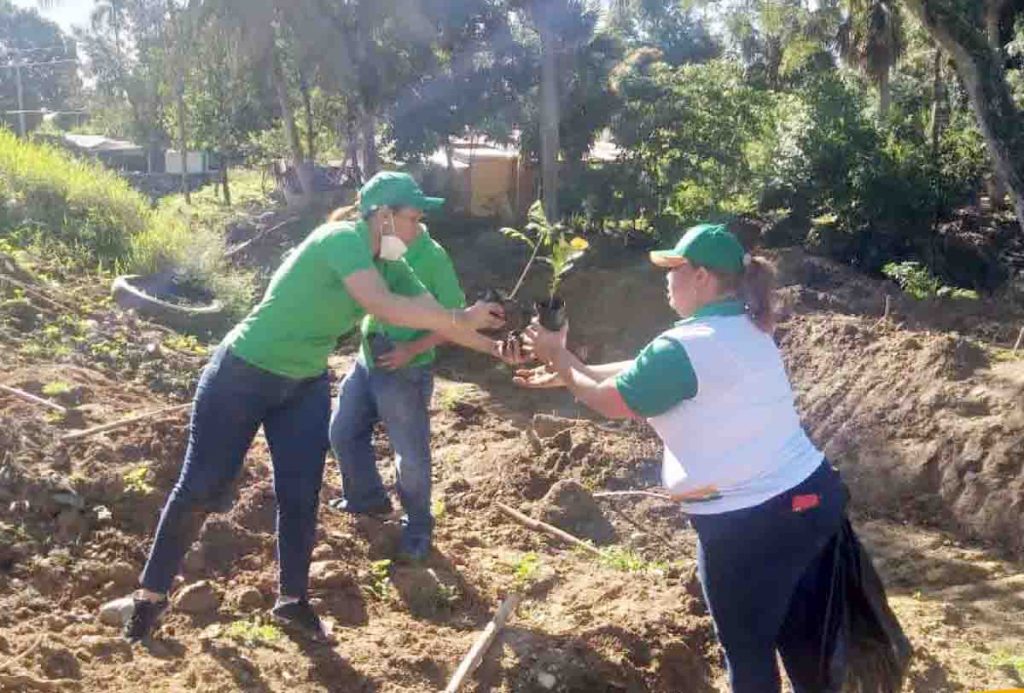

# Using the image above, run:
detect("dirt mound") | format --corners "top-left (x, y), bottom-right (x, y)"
top-left (535, 480), bottom-right (617, 545)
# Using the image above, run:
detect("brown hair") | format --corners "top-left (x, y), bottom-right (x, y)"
top-left (711, 255), bottom-right (776, 333)
top-left (327, 203), bottom-right (360, 222)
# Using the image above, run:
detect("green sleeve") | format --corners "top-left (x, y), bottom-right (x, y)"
top-left (378, 258), bottom-right (428, 298)
top-left (615, 336), bottom-right (698, 417)
top-left (424, 247), bottom-right (466, 309)
top-left (323, 229), bottom-right (374, 281)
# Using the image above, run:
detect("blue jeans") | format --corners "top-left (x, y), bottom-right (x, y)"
top-left (689, 462), bottom-right (848, 693)
top-left (329, 359), bottom-right (434, 544)
top-left (139, 347), bottom-right (329, 598)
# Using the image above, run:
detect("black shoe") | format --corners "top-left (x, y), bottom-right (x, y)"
top-left (271, 600), bottom-right (329, 643)
top-left (327, 496), bottom-right (392, 517)
top-left (124, 597), bottom-right (168, 643)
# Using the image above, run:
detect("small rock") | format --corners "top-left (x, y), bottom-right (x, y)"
top-left (537, 671), bottom-right (557, 689)
top-left (311, 543), bottom-right (333, 561)
top-left (93, 506), bottom-right (113, 524)
top-left (531, 414), bottom-right (574, 439)
top-left (175, 580), bottom-right (221, 614)
top-left (309, 560), bottom-right (350, 590)
top-left (98, 596), bottom-right (134, 627)
top-left (569, 440), bottom-right (592, 461)
top-left (40, 645), bottom-right (81, 679)
top-left (229, 586), bottom-right (263, 611)
top-left (549, 429), bottom-right (572, 452)
top-left (52, 491), bottom-right (85, 510)
top-left (182, 550), bottom-right (205, 574)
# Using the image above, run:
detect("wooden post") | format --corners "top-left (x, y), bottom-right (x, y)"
top-left (444, 593), bottom-right (521, 693)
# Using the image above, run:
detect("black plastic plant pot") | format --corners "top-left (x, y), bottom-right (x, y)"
top-left (534, 296), bottom-right (566, 331)
top-left (480, 288), bottom-right (530, 333)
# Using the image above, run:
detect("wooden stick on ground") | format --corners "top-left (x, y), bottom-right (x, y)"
top-left (593, 490), bottom-right (672, 501)
top-left (1013, 326), bottom-right (1024, 355)
top-left (0, 634), bottom-right (43, 673)
top-left (0, 384), bottom-right (67, 415)
top-left (495, 502), bottom-right (603, 557)
top-left (444, 593), bottom-right (521, 693)
top-left (223, 216), bottom-right (301, 258)
top-left (0, 272), bottom-right (77, 314)
top-left (60, 402), bottom-right (192, 443)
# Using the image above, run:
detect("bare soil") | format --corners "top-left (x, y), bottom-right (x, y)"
top-left (1, 238), bottom-right (1023, 692)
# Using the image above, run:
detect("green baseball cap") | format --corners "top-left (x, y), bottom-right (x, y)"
top-left (650, 223), bottom-right (747, 274)
top-left (358, 171), bottom-right (444, 216)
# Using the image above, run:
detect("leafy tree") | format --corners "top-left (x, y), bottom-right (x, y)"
top-left (0, 2), bottom-right (81, 133)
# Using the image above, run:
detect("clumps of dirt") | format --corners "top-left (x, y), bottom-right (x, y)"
top-left (535, 480), bottom-right (616, 545)
top-left (780, 312), bottom-right (1024, 556)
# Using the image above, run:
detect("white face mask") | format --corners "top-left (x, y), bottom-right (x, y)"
top-left (379, 234), bottom-right (408, 261)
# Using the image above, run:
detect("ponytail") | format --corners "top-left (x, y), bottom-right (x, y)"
top-left (709, 255), bottom-right (776, 333)
top-left (327, 204), bottom-right (360, 222)
top-left (327, 193), bottom-right (362, 222)
top-left (738, 256), bottom-right (776, 332)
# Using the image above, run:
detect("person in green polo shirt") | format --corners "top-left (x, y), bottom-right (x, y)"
top-left (516, 224), bottom-right (899, 692)
top-left (121, 172), bottom-right (521, 645)
top-left (328, 222), bottom-right (465, 562)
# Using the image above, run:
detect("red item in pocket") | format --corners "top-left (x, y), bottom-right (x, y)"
top-left (792, 493), bottom-right (820, 513)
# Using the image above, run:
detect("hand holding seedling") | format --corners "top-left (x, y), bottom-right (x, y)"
top-left (522, 319), bottom-right (568, 365)
top-left (465, 300), bottom-right (506, 330)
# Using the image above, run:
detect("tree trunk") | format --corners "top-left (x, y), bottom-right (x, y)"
top-left (538, 13), bottom-right (560, 220)
top-left (929, 48), bottom-right (944, 164)
top-left (176, 85), bottom-right (190, 204)
top-left (904, 0), bottom-right (1024, 233)
top-left (299, 69), bottom-right (316, 162)
top-left (360, 110), bottom-right (379, 178)
top-left (221, 161), bottom-right (231, 207)
top-left (984, 0), bottom-right (1008, 51)
top-left (878, 68), bottom-right (892, 118)
top-left (270, 49), bottom-right (312, 201)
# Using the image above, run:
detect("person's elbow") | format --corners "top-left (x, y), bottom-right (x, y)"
top-left (588, 384), bottom-right (636, 420)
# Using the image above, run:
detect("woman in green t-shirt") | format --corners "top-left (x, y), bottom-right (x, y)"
top-left (121, 172), bottom-right (518, 644)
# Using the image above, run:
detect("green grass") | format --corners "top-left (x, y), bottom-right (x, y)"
top-left (41, 380), bottom-right (72, 396)
top-left (363, 559), bottom-right (392, 601)
top-left (511, 552), bottom-right (541, 589)
top-left (225, 618), bottom-right (283, 647)
top-left (0, 129), bottom-right (149, 271)
top-left (122, 463), bottom-right (155, 495)
top-left (436, 383), bottom-right (475, 411)
top-left (598, 546), bottom-right (668, 575)
top-left (0, 130), bottom-right (254, 319)
top-left (990, 651), bottom-right (1024, 682)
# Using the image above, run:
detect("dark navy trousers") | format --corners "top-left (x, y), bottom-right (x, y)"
top-left (690, 462), bottom-right (848, 693)
top-left (140, 347), bottom-right (329, 599)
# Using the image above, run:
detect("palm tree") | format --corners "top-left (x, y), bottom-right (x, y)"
top-left (837, 0), bottom-right (904, 117)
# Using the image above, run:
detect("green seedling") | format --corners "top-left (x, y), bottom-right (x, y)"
top-left (599, 546), bottom-right (668, 575)
top-left (122, 463), bottom-right (155, 495)
top-left (363, 559), bottom-right (392, 601)
top-left (512, 552), bottom-right (541, 590)
top-left (431, 499), bottom-right (447, 522)
top-left (41, 381), bottom-right (72, 396)
top-left (436, 383), bottom-right (474, 412)
top-left (225, 618), bottom-right (283, 646)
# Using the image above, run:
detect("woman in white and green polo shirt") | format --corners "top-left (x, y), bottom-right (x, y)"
top-left (522, 224), bottom-right (850, 692)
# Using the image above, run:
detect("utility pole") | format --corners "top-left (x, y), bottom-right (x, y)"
top-left (14, 59), bottom-right (25, 137)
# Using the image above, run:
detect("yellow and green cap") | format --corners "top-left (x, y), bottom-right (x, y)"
top-left (650, 223), bottom-right (747, 274)
top-left (358, 171), bottom-right (444, 216)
